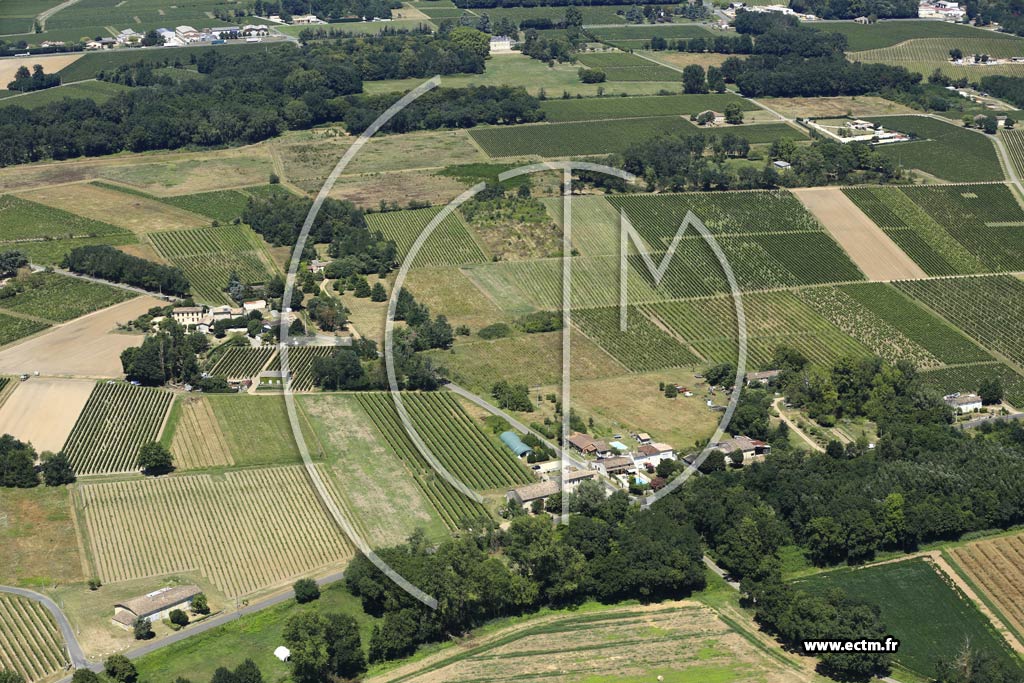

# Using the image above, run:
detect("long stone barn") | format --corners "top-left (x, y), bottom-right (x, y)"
top-left (112, 585), bottom-right (202, 629)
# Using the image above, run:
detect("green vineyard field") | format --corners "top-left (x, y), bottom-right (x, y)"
top-left (469, 116), bottom-right (699, 158)
top-left (268, 345), bottom-right (337, 391)
top-left (355, 393), bottom-right (493, 529)
top-left (574, 306), bottom-right (698, 372)
top-left (539, 94), bottom-right (754, 123)
top-left (0, 594), bottom-right (69, 683)
top-left (575, 52), bottom-right (681, 81)
top-left (63, 382), bottom-right (174, 476)
top-left (0, 272), bottom-right (135, 323)
top-left (208, 346), bottom-right (277, 379)
top-left (0, 312), bottom-right (49, 348)
top-left (919, 362), bottom-right (1024, 407)
top-left (366, 207), bottom-right (487, 267)
top-left (865, 116), bottom-right (1003, 182)
top-left (896, 275), bottom-right (1024, 367)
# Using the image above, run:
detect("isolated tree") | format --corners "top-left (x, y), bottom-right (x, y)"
top-left (132, 616), bottom-right (154, 640)
top-left (565, 5), bottom-right (583, 27)
top-left (979, 377), bottom-right (1004, 405)
top-left (531, 498), bottom-right (545, 514)
top-left (0, 435), bottom-right (39, 488)
top-left (71, 670), bottom-right (101, 683)
top-left (233, 659), bottom-right (263, 683)
top-left (190, 592), bottom-right (210, 615)
top-left (138, 442), bottom-right (173, 475)
top-left (950, 47), bottom-right (963, 60)
top-left (0, 250), bottom-right (27, 278)
top-left (169, 609), bottom-right (189, 627)
top-left (353, 277), bottom-right (372, 298)
top-left (370, 281), bottom-right (387, 302)
top-left (293, 578), bottom-right (320, 604)
top-left (682, 64), bottom-right (707, 94)
top-left (104, 654), bottom-right (138, 683)
top-left (729, 449), bottom-right (745, 467)
top-left (724, 102), bottom-right (744, 125)
top-left (41, 452), bottom-right (75, 485)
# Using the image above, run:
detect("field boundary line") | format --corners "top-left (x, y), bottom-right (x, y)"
top-left (67, 484), bottom-right (93, 582)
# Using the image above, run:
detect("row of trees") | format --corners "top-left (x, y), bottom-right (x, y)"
top-left (62, 246), bottom-right (190, 297)
top-left (251, 0), bottom-right (399, 20)
top-left (789, 0), bottom-right (919, 19)
top-left (6, 64), bottom-right (60, 92)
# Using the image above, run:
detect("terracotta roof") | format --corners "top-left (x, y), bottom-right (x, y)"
top-left (115, 585), bottom-right (201, 618)
top-left (510, 481), bottom-right (560, 502)
top-left (563, 469), bottom-right (596, 483)
top-left (601, 456), bottom-right (634, 469)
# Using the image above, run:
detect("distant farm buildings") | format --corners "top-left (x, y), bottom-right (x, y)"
top-left (712, 435), bottom-right (771, 466)
top-left (944, 392), bottom-right (983, 413)
top-left (112, 585), bottom-right (201, 629)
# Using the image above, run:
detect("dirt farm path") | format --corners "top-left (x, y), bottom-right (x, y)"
top-left (773, 397), bottom-right (824, 452)
top-left (793, 187), bottom-right (928, 281)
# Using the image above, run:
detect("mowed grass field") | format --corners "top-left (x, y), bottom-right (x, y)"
top-left (0, 487), bottom-right (84, 586)
top-left (62, 382), bottom-right (174, 476)
top-left (793, 557), bottom-right (1018, 678)
top-left (363, 601), bottom-right (796, 683)
top-left (77, 466), bottom-right (357, 598)
top-left (0, 594), bottom-right (69, 683)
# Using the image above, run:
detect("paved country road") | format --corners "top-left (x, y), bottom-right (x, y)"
top-left (0, 585), bottom-right (88, 669)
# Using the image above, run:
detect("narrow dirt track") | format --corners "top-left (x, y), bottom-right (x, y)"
top-left (793, 187), bottom-right (928, 281)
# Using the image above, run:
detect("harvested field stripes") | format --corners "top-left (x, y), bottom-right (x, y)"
top-left (208, 346), bottom-right (276, 380)
top-left (62, 383), bottom-right (174, 476)
top-left (77, 467), bottom-right (355, 598)
top-left (400, 392), bottom-right (532, 489)
top-left (168, 397), bottom-right (234, 470)
top-left (949, 534), bottom-right (1024, 640)
top-left (573, 306), bottom-right (698, 372)
top-left (896, 275), bottom-right (1024, 367)
top-left (645, 291), bottom-right (872, 369)
top-left (366, 207), bottom-right (487, 267)
top-left (356, 393), bottom-right (491, 529)
top-left (0, 594), bottom-right (68, 683)
top-left (268, 346), bottom-right (336, 391)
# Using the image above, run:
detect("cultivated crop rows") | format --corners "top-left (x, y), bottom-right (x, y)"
top-left (839, 283), bottom-right (991, 365)
top-left (469, 116), bottom-right (699, 158)
top-left (168, 397), bottom-right (235, 470)
top-left (268, 346), bottom-right (336, 391)
top-left (919, 362), bottom-right (1024, 407)
top-left (1003, 129), bottom-right (1024, 180)
top-left (850, 37), bottom-right (1024, 78)
top-left (949, 533), bottom-right (1024, 638)
top-left (0, 312), bottom-right (49, 347)
top-left (399, 392), bottom-right (532, 489)
top-left (576, 52), bottom-right (680, 81)
top-left (366, 207), bottom-right (487, 267)
top-left (150, 225), bottom-right (272, 304)
top-left (0, 272), bottom-right (134, 323)
top-left (356, 393), bottom-right (492, 529)
top-left (865, 115), bottom-right (1003, 183)
top-left (78, 466), bottom-right (356, 598)
top-left (208, 346), bottom-right (276, 379)
top-left (63, 382), bottom-right (174, 475)
top-left (843, 186), bottom-right (983, 275)
top-left (0, 194), bottom-right (127, 242)
top-left (573, 306), bottom-right (698, 372)
top-left (896, 275), bottom-right (1024, 366)
top-left (0, 594), bottom-right (68, 683)
top-left (646, 291), bottom-right (871, 369)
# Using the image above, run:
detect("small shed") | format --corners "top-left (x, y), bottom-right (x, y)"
top-left (500, 431), bottom-right (534, 458)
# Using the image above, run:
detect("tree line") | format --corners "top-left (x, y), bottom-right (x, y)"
top-left (251, 0), bottom-right (399, 21)
top-left (789, 0), bottom-right (919, 19)
top-left (62, 246), bottom-right (190, 297)
top-left (0, 434), bottom-right (75, 488)
top-left (6, 64), bottom-right (60, 92)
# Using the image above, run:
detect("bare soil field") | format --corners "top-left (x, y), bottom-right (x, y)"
top-left (640, 50), bottom-right (737, 70)
top-left (365, 600), bottom-right (804, 683)
top-left (0, 295), bottom-right (161, 377)
top-left (18, 182), bottom-right (208, 232)
top-left (0, 377), bottom-right (94, 453)
top-left (762, 96), bottom-right (916, 119)
top-left (326, 170), bottom-right (468, 209)
top-left (0, 53), bottom-right (83, 90)
top-left (793, 187), bottom-right (927, 280)
top-left (166, 396), bottom-right (234, 470)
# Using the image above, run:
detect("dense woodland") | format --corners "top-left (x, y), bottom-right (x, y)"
top-left (789, 0), bottom-right (919, 19)
top-left (978, 75), bottom-right (1024, 107)
top-left (250, 0), bottom-right (399, 20)
top-left (62, 246), bottom-right (190, 296)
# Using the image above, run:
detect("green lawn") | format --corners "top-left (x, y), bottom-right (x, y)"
top-left (134, 583), bottom-right (380, 683)
top-left (205, 394), bottom-right (309, 466)
top-left (363, 52), bottom-right (680, 98)
top-left (792, 557), bottom-right (1018, 678)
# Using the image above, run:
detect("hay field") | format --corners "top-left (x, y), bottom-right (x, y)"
top-left (949, 533), bottom-right (1024, 642)
top-left (0, 594), bottom-right (69, 683)
top-left (0, 53), bottom-right (83, 90)
top-left (77, 466), bottom-right (356, 598)
top-left (0, 487), bottom-right (84, 585)
top-left (19, 183), bottom-right (209, 233)
top-left (0, 378), bottom-right (95, 454)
